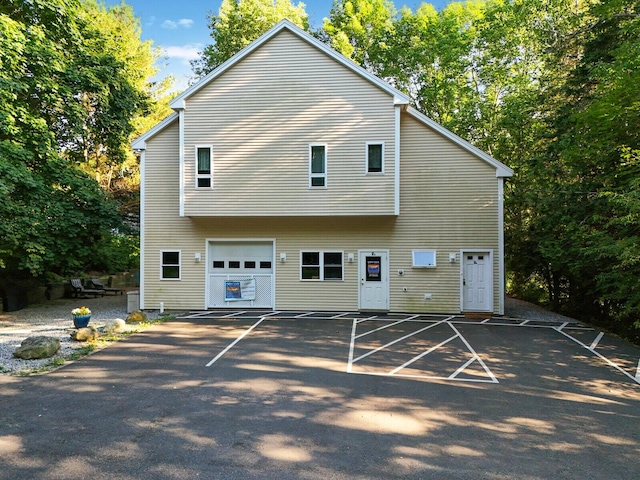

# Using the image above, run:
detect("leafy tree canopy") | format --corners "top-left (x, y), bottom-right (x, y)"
top-left (0, 0), bottom-right (153, 278)
top-left (192, 0), bottom-right (309, 76)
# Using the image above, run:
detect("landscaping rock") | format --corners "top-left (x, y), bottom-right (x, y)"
top-left (103, 318), bottom-right (126, 334)
top-left (126, 310), bottom-right (148, 324)
top-left (13, 336), bottom-right (61, 360)
top-left (71, 326), bottom-right (99, 342)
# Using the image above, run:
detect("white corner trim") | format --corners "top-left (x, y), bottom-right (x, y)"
top-left (406, 107), bottom-right (514, 178)
top-left (179, 109), bottom-right (185, 217)
top-left (139, 150), bottom-right (146, 310)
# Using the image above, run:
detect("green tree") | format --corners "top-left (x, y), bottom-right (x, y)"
top-left (323, 0), bottom-right (396, 73)
top-left (192, 0), bottom-right (309, 76)
top-left (0, 0), bottom-right (146, 279)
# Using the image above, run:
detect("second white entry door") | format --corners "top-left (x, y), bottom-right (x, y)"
top-left (359, 250), bottom-right (389, 311)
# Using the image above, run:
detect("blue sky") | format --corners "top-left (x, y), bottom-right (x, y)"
top-left (105, 1), bottom-right (448, 91)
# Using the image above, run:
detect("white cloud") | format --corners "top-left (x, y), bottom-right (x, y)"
top-left (162, 18), bottom-right (194, 29)
top-left (162, 45), bottom-right (202, 62)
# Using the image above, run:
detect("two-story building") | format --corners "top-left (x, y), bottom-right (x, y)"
top-left (132, 20), bottom-right (513, 315)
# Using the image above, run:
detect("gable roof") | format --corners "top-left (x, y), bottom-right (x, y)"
top-left (131, 112), bottom-right (178, 150)
top-left (132, 20), bottom-right (512, 178)
top-left (169, 20), bottom-right (411, 110)
top-left (407, 107), bottom-right (513, 178)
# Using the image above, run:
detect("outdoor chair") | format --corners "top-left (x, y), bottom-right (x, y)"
top-left (69, 278), bottom-right (105, 298)
top-left (89, 278), bottom-right (124, 295)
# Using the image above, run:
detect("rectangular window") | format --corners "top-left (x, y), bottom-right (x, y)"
top-left (196, 146), bottom-right (213, 188)
top-left (301, 251), bottom-right (343, 281)
top-left (367, 143), bottom-right (384, 173)
top-left (309, 144), bottom-right (327, 188)
top-left (161, 251), bottom-right (180, 279)
top-left (412, 250), bottom-right (437, 268)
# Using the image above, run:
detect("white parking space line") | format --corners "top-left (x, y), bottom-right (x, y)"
top-left (219, 311), bottom-right (248, 318)
top-left (205, 317), bottom-right (266, 367)
top-left (448, 322), bottom-right (498, 383)
top-left (636, 360), bottom-right (640, 382)
top-left (355, 318), bottom-right (420, 340)
top-left (555, 327), bottom-right (640, 385)
top-left (347, 319), bottom-right (358, 373)
top-left (351, 319), bottom-right (449, 364)
top-left (590, 331), bottom-right (605, 349)
top-left (389, 334), bottom-right (458, 375)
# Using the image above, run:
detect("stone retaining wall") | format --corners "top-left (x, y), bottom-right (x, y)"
top-left (2, 271), bottom-right (139, 312)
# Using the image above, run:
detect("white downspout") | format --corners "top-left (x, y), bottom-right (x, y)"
top-left (498, 178), bottom-right (506, 315)
top-left (394, 105), bottom-right (401, 216)
top-left (179, 108), bottom-right (185, 217)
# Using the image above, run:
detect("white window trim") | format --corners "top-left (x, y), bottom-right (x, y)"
top-left (366, 142), bottom-right (385, 174)
top-left (195, 145), bottom-right (213, 189)
top-left (412, 250), bottom-right (437, 268)
top-left (300, 250), bottom-right (343, 281)
top-left (309, 144), bottom-right (327, 189)
top-left (160, 250), bottom-right (181, 280)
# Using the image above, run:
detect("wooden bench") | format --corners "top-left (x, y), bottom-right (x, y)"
top-left (69, 278), bottom-right (105, 298)
top-left (89, 279), bottom-right (124, 295)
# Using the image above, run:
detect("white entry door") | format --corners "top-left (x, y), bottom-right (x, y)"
top-left (462, 251), bottom-right (493, 312)
top-left (359, 250), bottom-right (389, 311)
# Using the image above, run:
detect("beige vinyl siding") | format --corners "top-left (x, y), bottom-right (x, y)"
top-left (143, 111), bottom-right (502, 313)
top-left (388, 113), bottom-right (501, 312)
top-left (182, 29), bottom-right (396, 217)
top-left (143, 120), bottom-right (208, 310)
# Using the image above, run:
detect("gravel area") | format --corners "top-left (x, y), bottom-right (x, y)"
top-left (0, 294), bottom-right (577, 375)
top-left (0, 293), bottom-right (162, 375)
top-left (503, 295), bottom-right (580, 323)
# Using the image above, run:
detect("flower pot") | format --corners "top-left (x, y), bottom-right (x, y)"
top-left (73, 314), bottom-right (91, 329)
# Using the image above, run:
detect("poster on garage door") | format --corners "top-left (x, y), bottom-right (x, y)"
top-left (224, 279), bottom-right (256, 301)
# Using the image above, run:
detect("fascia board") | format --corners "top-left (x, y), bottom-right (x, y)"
top-left (131, 113), bottom-right (179, 150)
top-left (406, 107), bottom-right (514, 178)
top-left (169, 20), bottom-right (411, 110)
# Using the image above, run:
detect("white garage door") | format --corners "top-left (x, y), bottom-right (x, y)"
top-left (207, 241), bottom-right (274, 308)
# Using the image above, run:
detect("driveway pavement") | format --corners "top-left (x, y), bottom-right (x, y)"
top-left (1, 310), bottom-right (639, 479)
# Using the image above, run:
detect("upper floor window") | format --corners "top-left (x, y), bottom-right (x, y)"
top-left (161, 250), bottom-right (181, 280)
top-left (367, 143), bottom-right (384, 174)
top-left (309, 144), bottom-right (327, 188)
top-left (196, 146), bottom-right (213, 188)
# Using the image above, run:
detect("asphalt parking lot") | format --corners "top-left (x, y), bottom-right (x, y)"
top-left (1, 311), bottom-right (639, 479)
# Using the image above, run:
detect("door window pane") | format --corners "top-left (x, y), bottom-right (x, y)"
top-left (366, 256), bottom-right (381, 281)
